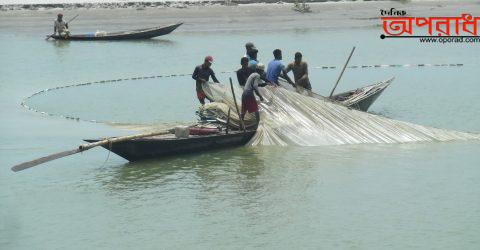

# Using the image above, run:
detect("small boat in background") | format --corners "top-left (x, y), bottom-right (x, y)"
top-left (48, 23), bottom-right (183, 41)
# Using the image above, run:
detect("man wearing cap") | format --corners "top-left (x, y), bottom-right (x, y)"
top-left (266, 49), bottom-right (294, 86)
top-left (192, 56), bottom-right (219, 105)
top-left (241, 63), bottom-right (267, 127)
top-left (54, 13), bottom-right (69, 37)
top-left (244, 42), bottom-right (259, 69)
top-left (244, 42), bottom-right (255, 59)
top-left (286, 52), bottom-right (313, 96)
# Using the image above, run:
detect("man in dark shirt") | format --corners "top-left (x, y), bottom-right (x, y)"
top-left (192, 56), bottom-right (219, 105)
top-left (236, 57), bottom-right (253, 88)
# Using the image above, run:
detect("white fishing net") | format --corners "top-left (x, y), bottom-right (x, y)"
top-left (202, 81), bottom-right (480, 146)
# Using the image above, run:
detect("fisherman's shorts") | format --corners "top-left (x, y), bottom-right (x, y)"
top-left (241, 95), bottom-right (258, 114)
top-left (297, 80), bottom-right (312, 90)
top-left (196, 90), bottom-right (206, 100)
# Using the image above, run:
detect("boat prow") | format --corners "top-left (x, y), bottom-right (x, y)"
top-left (278, 77), bottom-right (393, 112)
top-left (332, 77), bottom-right (394, 111)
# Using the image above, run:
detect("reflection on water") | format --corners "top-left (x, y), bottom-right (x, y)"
top-left (123, 38), bottom-right (177, 47)
top-left (50, 40), bottom-right (71, 49)
top-left (96, 142), bottom-right (433, 200)
top-left (50, 38), bottom-right (176, 46)
top-left (99, 147), bottom-right (266, 194)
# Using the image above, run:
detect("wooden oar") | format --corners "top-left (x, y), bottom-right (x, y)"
top-left (11, 129), bottom-right (172, 172)
top-left (66, 14), bottom-right (80, 25)
top-left (229, 77), bottom-right (246, 132)
top-left (329, 46), bottom-right (356, 98)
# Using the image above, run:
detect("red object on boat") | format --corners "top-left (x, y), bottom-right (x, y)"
top-left (188, 127), bottom-right (220, 135)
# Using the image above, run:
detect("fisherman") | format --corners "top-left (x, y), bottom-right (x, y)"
top-left (53, 13), bottom-right (70, 37)
top-left (248, 48), bottom-right (259, 69)
top-left (237, 57), bottom-right (254, 88)
top-left (245, 42), bottom-right (259, 69)
top-left (286, 52), bottom-right (313, 96)
top-left (241, 63), bottom-right (267, 127)
top-left (244, 42), bottom-right (255, 59)
top-left (192, 56), bottom-right (219, 105)
top-left (266, 49), bottom-right (294, 86)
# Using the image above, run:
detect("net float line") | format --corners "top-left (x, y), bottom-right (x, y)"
top-left (20, 62), bottom-right (464, 123)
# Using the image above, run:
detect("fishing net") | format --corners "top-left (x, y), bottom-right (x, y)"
top-left (202, 81), bottom-right (480, 146)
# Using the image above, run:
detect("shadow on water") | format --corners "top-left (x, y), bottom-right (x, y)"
top-left (98, 146), bottom-right (268, 194)
top-left (96, 142), bottom-right (420, 191)
top-left (50, 40), bottom-right (71, 49)
top-left (49, 38), bottom-right (176, 47)
top-left (92, 140), bottom-right (477, 204)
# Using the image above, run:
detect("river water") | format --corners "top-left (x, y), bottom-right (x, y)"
top-left (1, 3), bottom-right (480, 249)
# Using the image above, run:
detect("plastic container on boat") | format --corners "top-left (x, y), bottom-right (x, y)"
top-left (175, 126), bottom-right (189, 138)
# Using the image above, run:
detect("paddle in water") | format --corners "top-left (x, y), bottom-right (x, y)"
top-left (11, 129), bottom-right (172, 172)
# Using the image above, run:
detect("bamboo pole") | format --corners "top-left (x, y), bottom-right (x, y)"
top-left (329, 46), bottom-right (356, 98)
top-left (226, 108), bottom-right (231, 134)
top-left (229, 77), bottom-right (246, 132)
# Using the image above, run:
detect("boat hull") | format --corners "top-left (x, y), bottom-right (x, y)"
top-left (50, 23), bottom-right (183, 41)
top-left (275, 78), bottom-right (393, 112)
top-left (85, 130), bottom-right (255, 161)
top-left (343, 86), bottom-right (386, 111)
top-left (331, 78), bottom-right (392, 111)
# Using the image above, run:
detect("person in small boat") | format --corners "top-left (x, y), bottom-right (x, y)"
top-left (192, 56), bottom-right (219, 105)
top-left (237, 57), bottom-right (254, 88)
top-left (53, 13), bottom-right (70, 37)
top-left (266, 49), bottom-right (294, 86)
top-left (241, 63), bottom-right (267, 127)
top-left (286, 52), bottom-right (313, 96)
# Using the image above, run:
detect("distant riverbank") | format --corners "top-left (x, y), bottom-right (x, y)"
top-left (0, 0), bottom-right (413, 12)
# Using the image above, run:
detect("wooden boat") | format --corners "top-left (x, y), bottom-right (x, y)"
top-left (277, 77), bottom-right (393, 112)
top-left (331, 78), bottom-right (393, 111)
top-left (49, 23), bottom-right (183, 41)
top-left (84, 129), bottom-right (255, 161)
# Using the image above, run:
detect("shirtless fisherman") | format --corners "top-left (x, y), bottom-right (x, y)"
top-left (241, 63), bottom-right (267, 127)
top-left (53, 13), bottom-right (70, 37)
top-left (286, 52), bottom-right (313, 96)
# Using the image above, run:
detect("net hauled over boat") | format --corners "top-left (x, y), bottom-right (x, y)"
top-left (201, 81), bottom-right (480, 146)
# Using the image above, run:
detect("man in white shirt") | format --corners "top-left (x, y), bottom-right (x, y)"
top-left (54, 13), bottom-right (70, 37)
top-left (241, 63), bottom-right (267, 127)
